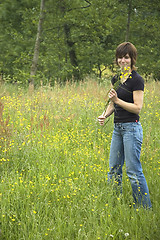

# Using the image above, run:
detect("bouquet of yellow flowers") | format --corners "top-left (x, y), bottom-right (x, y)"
top-left (102, 67), bottom-right (132, 125)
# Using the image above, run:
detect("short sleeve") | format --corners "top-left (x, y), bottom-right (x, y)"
top-left (132, 75), bottom-right (144, 91)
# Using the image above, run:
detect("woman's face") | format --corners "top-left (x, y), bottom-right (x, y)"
top-left (117, 54), bottom-right (131, 70)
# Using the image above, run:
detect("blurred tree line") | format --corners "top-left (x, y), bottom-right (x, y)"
top-left (0, 0), bottom-right (160, 86)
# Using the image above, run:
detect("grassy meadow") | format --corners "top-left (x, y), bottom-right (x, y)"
top-left (0, 79), bottom-right (160, 240)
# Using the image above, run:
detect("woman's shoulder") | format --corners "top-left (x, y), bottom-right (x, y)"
top-left (132, 70), bottom-right (144, 82)
top-left (131, 70), bottom-right (144, 91)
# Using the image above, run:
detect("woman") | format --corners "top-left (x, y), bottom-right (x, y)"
top-left (98, 42), bottom-right (152, 208)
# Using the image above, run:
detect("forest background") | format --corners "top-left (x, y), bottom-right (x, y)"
top-left (0, 0), bottom-right (160, 87)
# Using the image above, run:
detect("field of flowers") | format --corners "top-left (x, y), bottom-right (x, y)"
top-left (0, 79), bottom-right (160, 240)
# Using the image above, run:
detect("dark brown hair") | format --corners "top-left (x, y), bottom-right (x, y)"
top-left (116, 42), bottom-right (137, 70)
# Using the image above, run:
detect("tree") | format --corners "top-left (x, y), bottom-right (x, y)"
top-left (30, 0), bottom-right (45, 86)
top-left (125, 0), bottom-right (132, 41)
top-left (0, 0), bottom-right (39, 83)
top-left (59, 0), bottom-right (80, 80)
top-left (0, 0), bottom-right (160, 85)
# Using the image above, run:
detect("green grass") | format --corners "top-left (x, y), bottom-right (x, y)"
top-left (0, 79), bottom-right (160, 240)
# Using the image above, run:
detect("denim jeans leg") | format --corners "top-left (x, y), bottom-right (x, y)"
top-left (123, 122), bottom-right (152, 208)
top-left (108, 126), bottom-right (124, 189)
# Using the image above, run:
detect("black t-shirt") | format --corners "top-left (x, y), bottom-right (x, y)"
top-left (111, 70), bottom-right (144, 123)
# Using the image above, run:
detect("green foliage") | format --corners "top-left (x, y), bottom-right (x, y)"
top-left (0, 0), bottom-right (160, 85)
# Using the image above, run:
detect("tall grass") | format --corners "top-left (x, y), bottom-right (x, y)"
top-left (0, 79), bottom-right (160, 240)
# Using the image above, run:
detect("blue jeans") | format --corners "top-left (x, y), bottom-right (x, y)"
top-left (108, 122), bottom-right (152, 208)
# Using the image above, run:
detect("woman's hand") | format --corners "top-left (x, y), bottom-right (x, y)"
top-left (98, 114), bottom-right (106, 125)
top-left (108, 89), bottom-right (118, 103)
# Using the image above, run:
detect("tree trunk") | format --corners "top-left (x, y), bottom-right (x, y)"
top-left (64, 24), bottom-right (80, 80)
top-left (29, 0), bottom-right (45, 86)
top-left (59, 0), bottom-right (80, 80)
top-left (64, 23), bottom-right (79, 70)
top-left (125, 0), bottom-right (132, 42)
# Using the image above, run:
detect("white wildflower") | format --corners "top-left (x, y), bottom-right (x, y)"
top-left (124, 232), bottom-right (129, 237)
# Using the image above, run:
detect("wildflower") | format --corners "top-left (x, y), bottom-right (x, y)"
top-left (124, 233), bottom-right (129, 237)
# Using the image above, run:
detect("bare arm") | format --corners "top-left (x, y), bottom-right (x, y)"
top-left (98, 101), bottom-right (114, 125)
top-left (109, 89), bottom-right (144, 115)
top-left (103, 101), bottom-right (115, 117)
